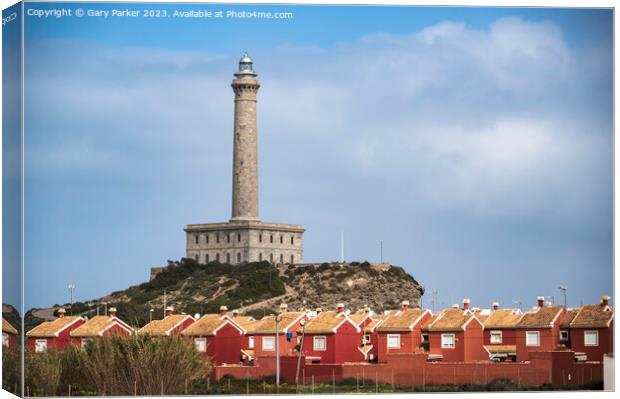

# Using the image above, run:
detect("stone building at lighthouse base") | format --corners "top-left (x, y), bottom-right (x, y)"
top-left (185, 220), bottom-right (304, 266)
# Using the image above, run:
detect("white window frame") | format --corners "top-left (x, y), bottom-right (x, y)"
top-left (248, 336), bottom-right (255, 349)
top-left (441, 334), bottom-right (455, 349)
top-left (559, 330), bottom-right (569, 340)
top-left (584, 330), bottom-right (599, 346)
top-left (194, 338), bottom-right (207, 353)
top-left (421, 333), bottom-right (429, 343)
top-left (2, 333), bottom-right (9, 347)
top-left (490, 331), bottom-right (503, 344)
top-left (263, 336), bottom-right (275, 351)
top-left (387, 334), bottom-right (401, 349)
top-left (526, 331), bottom-right (540, 347)
top-left (35, 339), bottom-right (48, 353)
top-left (313, 336), bottom-right (327, 351)
top-left (363, 334), bottom-right (371, 344)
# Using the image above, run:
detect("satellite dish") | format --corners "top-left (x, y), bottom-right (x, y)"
top-left (194, 313), bottom-right (201, 319)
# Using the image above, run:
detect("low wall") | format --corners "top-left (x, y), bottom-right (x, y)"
top-left (213, 351), bottom-right (602, 389)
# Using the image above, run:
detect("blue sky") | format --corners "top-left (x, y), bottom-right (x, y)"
top-left (20, 2), bottom-right (612, 312)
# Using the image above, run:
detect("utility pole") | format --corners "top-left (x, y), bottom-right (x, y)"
top-left (431, 290), bottom-right (438, 313)
top-left (275, 312), bottom-right (282, 388)
top-left (296, 318), bottom-right (307, 385)
top-left (340, 231), bottom-right (344, 263)
top-left (68, 284), bottom-right (76, 315)
top-left (380, 240), bottom-right (383, 263)
top-left (163, 290), bottom-right (167, 318)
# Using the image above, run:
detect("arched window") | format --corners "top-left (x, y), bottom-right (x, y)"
top-left (270, 235), bottom-right (274, 243)
top-left (259, 253), bottom-right (263, 261)
top-left (280, 254), bottom-right (284, 263)
top-left (237, 253), bottom-right (241, 263)
top-left (259, 234), bottom-right (263, 243)
top-left (226, 253), bottom-right (231, 263)
top-left (194, 235), bottom-right (199, 244)
top-left (227, 234), bottom-right (230, 243)
top-left (270, 253), bottom-right (274, 263)
top-left (238, 234), bottom-right (241, 242)
top-left (280, 236), bottom-right (283, 244)
top-left (291, 236), bottom-right (294, 245)
top-left (195, 254), bottom-right (199, 262)
top-left (216, 234), bottom-right (220, 243)
top-left (290, 254), bottom-right (294, 264)
top-left (206, 253), bottom-right (209, 263)
top-left (206, 235), bottom-right (209, 244)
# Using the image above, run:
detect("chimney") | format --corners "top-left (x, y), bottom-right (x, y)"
top-left (315, 307), bottom-right (323, 315)
top-left (452, 304), bottom-right (460, 309)
top-left (165, 306), bottom-right (174, 317)
top-left (109, 307), bottom-right (117, 318)
top-left (280, 303), bottom-right (288, 313)
top-left (492, 302), bottom-right (499, 311)
top-left (463, 298), bottom-right (470, 310)
top-left (219, 305), bottom-right (228, 316)
top-left (364, 306), bottom-right (371, 314)
top-left (401, 300), bottom-right (410, 311)
top-left (57, 308), bottom-right (65, 318)
top-left (232, 309), bottom-right (240, 318)
top-left (537, 296), bottom-right (545, 308)
top-left (336, 303), bottom-right (345, 313)
top-left (601, 296), bottom-right (610, 307)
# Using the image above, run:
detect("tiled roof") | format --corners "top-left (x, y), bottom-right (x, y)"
top-left (2, 318), bottom-right (18, 335)
top-left (473, 309), bottom-right (491, 323)
top-left (137, 315), bottom-right (194, 336)
top-left (484, 345), bottom-right (516, 354)
top-left (569, 305), bottom-right (613, 328)
top-left (181, 314), bottom-right (243, 337)
top-left (303, 311), bottom-right (355, 334)
top-left (250, 312), bottom-right (305, 334)
top-left (376, 308), bottom-right (429, 332)
top-left (483, 309), bottom-right (523, 329)
top-left (364, 318), bottom-right (384, 333)
top-left (422, 308), bottom-right (478, 332)
top-left (27, 316), bottom-right (83, 338)
top-left (349, 310), bottom-right (372, 326)
top-left (516, 306), bottom-right (564, 328)
top-left (70, 316), bottom-right (133, 337)
top-left (560, 308), bottom-right (580, 328)
top-left (231, 316), bottom-right (257, 333)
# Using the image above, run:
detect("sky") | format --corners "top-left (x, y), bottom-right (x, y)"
top-left (17, 2), bottom-right (613, 312)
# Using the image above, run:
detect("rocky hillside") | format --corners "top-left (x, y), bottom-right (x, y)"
top-left (25, 259), bottom-right (424, 331)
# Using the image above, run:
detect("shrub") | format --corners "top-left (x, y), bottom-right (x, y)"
top-left (25, 348), bottom-right (62, 397)
top-left (2, 345), bottom-right (21, 396)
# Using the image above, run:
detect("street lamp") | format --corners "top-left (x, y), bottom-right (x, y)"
top-left (296, 317), bottom-right (307, 385)
top-left (68, 284), bottom-right (76, 315)
top-left (559, 286), bottom-right (568, 309)
top-left (275, 311), bottom-right (282, 389)
top-left (149, 309), bottom-right (154, 323)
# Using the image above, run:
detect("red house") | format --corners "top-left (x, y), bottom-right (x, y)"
top-left (349, 307), bottom-right (374, 330)
top-left (70, 307), bottom-right (133, 348)
top-left (361, 315), bottom-right (387, 362)
top-left (137, 307), bottom-right (195, 337)
top-left (482, 302), bottom-right (523, 361)
top-left (26, 309), bottom-right (85, 352)
top-left (422, 300), bottom-right (487, 362)
top-left (564, 296), bottom-right (613, 362)
top-left (2, 318), bottom-right (18, 348)
top-left (245, 305), bottom-right (305, 361)
top-left (376, 301), bottom-right (432, 362)
top-left (300, 306), bottom-right (366, 364)
top-left (515, 297), bottom-right (566, 362)
top-left (181, 307), bottom-right (247, 365)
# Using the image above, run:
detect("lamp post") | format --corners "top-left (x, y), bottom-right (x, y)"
top-left (149, 309), bottom-right (154, 323)
top-left (559, 286), bottom-right (567, 309)
top-left (275, 311), bottom-right (282, 389)
top-left (296, 317), bottom-right (306, 385)
top-left (68, 284), bottom-right (76, 315)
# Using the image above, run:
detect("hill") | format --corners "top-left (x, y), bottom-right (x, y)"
top-left (24, 259), bottom-right (424, 331)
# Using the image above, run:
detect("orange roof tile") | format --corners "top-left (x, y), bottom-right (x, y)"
top-left (70, 316), bottom-right (133, 337)
top-left (483, 309), bottom-right (523, 329)
top-left (569, 305), bottom-right (613, 328)
top-left (560, 308), bottom-right (580, 328)
top-left (250, 312), bottom-right (305, 334)
top-left (137, 315), bottom-right (194, 336)
top-left (2, 318), bottom-right (18, 335)
top-left (181, 314), bottom-right (243, 337)
top-left (26, 316), bottom-right (83, 338)
top-left (376, 308), bottom-right (429, 332)
top-left (303, 311), bottom-right (356, 334)
top-left (516, 306), bottom-right (564, 328)
top-left (422, 308), bottom-right (479, 332)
